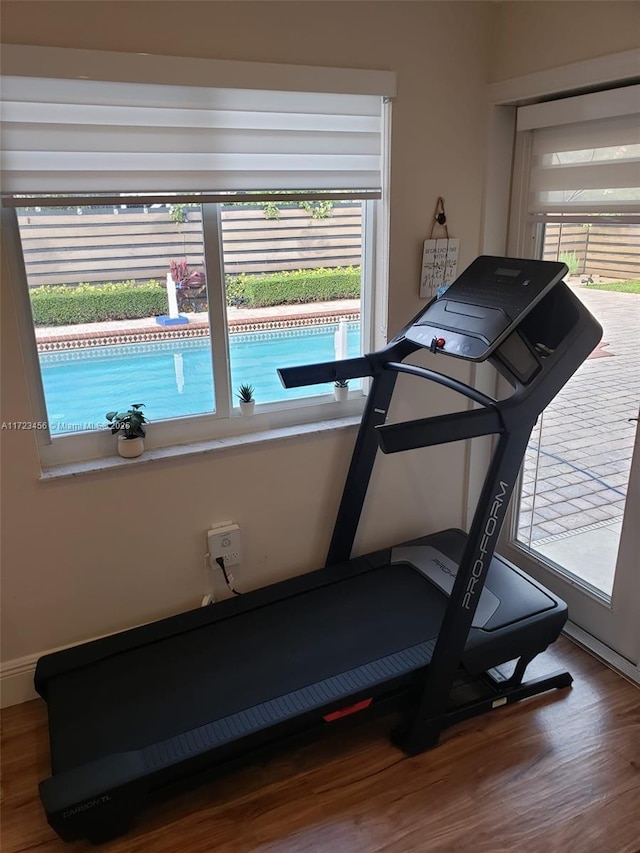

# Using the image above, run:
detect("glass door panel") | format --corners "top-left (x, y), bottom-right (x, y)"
top-left (516, 267), bottom-right (638, 598)
top-left (503, 219), bottom-right (640, 666)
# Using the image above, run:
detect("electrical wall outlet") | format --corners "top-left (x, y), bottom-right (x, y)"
top-left (208, 523), bottom-right (242, 566)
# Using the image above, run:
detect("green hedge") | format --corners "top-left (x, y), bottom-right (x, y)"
top-left (30, 282), bottom-right (168, 326)
top-left (232, 267), bottom-right (361, 308)
top-left (29, 267), bottom-right (362, 325)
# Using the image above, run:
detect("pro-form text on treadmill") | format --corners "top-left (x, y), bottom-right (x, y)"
top-left (463, 480), bottom-right (509, 611)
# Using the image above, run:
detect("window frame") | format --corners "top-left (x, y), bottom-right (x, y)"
top-left (1, 46), bottom-right (394, 470)
top-left (3, 193), bottom-right (385, 469)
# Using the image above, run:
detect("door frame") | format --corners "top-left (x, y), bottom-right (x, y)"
top-left (471, 49), bottom-right (640, 682)
top-left (501, 201), bottom-right (640, 669)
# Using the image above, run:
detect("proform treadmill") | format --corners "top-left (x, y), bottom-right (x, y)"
top-left (35, 256), bottom-right (602, 843)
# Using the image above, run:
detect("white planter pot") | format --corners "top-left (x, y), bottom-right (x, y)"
top-left (239, 400), bottom-right (255, 415)
top-left (117, 435), bottom-right (145, 458)
top-left (334, 386), bottom-right (349, 402)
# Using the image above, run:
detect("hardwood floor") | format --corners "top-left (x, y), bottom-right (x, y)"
top-left (1, 637), bottom-right (639, 853)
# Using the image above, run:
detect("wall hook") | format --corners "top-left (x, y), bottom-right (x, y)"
top-left (429, 197), bottom-right (449, 238)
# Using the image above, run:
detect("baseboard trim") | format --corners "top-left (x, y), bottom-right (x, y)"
top-left (564, 622), bottom-right (640, 686)
top-left (1, 632), bottom-right (112, 708)
top-left (1, 652), bottom-right (40, 708)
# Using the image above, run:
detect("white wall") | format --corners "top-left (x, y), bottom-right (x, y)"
top-left (0, 1), bottom-right (492, 678)
top-left (1, 0), bottom-right (637, 697)
top-left (489, 0), bottom-right (640, 82)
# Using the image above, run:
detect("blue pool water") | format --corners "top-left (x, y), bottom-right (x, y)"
top-left (41, 323), bottom-right (361, 434)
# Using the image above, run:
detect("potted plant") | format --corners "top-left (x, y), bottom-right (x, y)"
top-left (236, 383), bottom-right (256, 415)
top-left (334, 379), bottom-right (349, 402)
top-left (106, 403), bottom-right (148, 458)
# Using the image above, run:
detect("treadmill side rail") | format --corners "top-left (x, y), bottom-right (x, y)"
top-left (40, 646), bottom-right (432, 840)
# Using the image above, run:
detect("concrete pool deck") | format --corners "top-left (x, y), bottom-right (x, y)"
top-left (34, 300), bottom-right (361, 351)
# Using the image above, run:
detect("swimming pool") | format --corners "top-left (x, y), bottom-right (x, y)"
top-left (41, 322), bottom-right (361, 434)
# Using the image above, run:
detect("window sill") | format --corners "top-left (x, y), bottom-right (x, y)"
top-left (39, 415), bottom-right (361, 481)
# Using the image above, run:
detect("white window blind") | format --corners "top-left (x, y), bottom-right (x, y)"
top-left (1, 77), bottom-right (385, 194)
top-left (0, 46), bottom-right (395, 197)
top-left (517, 85), bottom-right (640, 217)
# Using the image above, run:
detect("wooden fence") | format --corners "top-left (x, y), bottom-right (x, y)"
top-left (542, 223), bottom-right (640, 280)
top-left (17, 204), bottom-right (363, 288)
top-left (17, 208), bottom-right (639, 288)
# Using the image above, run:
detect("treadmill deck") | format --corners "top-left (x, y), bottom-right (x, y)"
top-left (47, 563), bottom-right (445, 774)
top-left (42, 530), bottom-right (565, 792)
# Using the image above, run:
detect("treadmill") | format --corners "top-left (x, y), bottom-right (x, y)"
top-left (34, 256), bottom-right (602, 843)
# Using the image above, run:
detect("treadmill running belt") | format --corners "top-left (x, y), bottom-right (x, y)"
top-left (47, 564), bottom-right (446, 774)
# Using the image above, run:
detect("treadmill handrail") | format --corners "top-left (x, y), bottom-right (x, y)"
top-left (377, 407), bottom-right (504, 454)
top-left (385, 362), bottom-right (497, 408)
top-left (278, 356), bottom-right (374, 388)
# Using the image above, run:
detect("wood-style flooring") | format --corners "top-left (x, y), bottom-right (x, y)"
top-left (1, 637), bottom-right (639, 853)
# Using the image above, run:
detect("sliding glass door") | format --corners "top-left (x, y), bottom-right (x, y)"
top-left (500, 86), bottom-right (640, 672)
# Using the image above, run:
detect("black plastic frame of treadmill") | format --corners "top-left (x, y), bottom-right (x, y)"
top-left (324, 279), bottom-right (601, 754)
top-left (37, 527), bottom-right (565, 760)
top-left (40, 640), bottom-right (425, 841)
top-left (34, 261), bottom-right (602, 842)
top-left (37, 538), bottom-right (569, 841)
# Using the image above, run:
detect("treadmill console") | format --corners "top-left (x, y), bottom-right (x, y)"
top-left (404, 256), bottom-right (567, 362)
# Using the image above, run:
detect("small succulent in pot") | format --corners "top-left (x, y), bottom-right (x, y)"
top-left (236, 383), bottom-right (256, 415)
top-left (334, 379), bottom-right (349, 401)
top-left (236, 383), bottom-right (255, 404)
top-left (106, 403), bottom-right (148, 439)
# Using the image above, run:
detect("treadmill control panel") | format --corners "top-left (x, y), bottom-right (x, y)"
top-left (405, 324), bottom-right (491, 359)
top-left (405, 256), bottom-right (567, 362)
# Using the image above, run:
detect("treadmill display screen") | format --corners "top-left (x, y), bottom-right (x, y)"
top-left (403, 256), bottom-right (567, 362)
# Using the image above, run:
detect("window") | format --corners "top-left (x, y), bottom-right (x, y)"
top-left (0, 47), bottom-right (395, 466)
